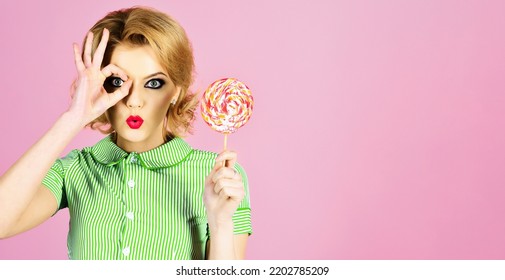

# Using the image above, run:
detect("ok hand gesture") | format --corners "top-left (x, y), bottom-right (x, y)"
top-left (68, 28), bottom-right (131, 127)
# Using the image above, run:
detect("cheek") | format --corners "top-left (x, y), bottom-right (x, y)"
top-left (106, 105), bottom-right (122, 124)
top-left (153, 103), bottom-right (171, 119)
top-left (153, 91), bottom-right (173, 115)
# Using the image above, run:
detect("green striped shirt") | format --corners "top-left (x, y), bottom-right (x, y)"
top-left (42, 134), bottom-right (252, 260)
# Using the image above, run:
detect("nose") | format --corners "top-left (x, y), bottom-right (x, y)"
top-left (126, 84), bottom-right (143, 109)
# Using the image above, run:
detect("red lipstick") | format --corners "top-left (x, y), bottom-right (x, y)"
top-left (126, 115), bottom-right (144, 129)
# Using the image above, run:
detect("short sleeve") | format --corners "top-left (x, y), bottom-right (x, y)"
top-left (232, 163), bottom-right (252, 235)
top-left (41, 149), bottom-right (79, 211)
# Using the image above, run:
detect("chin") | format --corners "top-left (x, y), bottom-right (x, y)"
top-left (116, 127), bottom-right (149, 143)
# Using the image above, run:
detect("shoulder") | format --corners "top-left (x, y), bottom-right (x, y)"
top-left (53, 137), bottom-right (110, 172)
top-left (188, 148), bottom-right (218, 161)
top-left (54, 149), bottom-right (82, 168)
top-left (183, 148), bottom-right (217, 171)
top-left (46, 148), bottom-right (88, 180)
top-left (186, 145), bottom-right (249, 178)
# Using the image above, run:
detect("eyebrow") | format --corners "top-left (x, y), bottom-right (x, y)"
top-left (145, 72), bottom-right (168, 79)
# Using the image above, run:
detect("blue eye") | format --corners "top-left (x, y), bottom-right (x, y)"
top-left (145, 79), bottom-right (165, 89)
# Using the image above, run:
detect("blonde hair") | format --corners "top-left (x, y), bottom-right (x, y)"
top-left (85, 6), bottom-right (198, 139)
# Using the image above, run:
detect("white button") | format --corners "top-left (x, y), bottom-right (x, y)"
top-left (127, 180), bottom-right (135, 188)
top-left (130, 156), bottom-right (137, 163)
top-left (122, 247), bottom-right (130, 256)
top-left (126, 212), bottom-right (134, 220)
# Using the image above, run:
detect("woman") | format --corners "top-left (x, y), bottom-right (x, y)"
top-left (0, 6), bottom-right (251, 260)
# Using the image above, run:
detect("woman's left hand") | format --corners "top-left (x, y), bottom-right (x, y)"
top-left (204, 150), bottom-right (245, 226)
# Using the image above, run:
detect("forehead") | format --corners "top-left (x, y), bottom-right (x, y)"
top-left (109, 44), bottom-right (166, 77)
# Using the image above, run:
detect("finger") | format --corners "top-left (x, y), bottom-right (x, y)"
top-left (212, 167), bottom-right (240, 183)
top-left (205, 160), bottom-right (221, 187)
top-left (109, 79), bottom-right (131, 104)
top-left (218, 187), bottom-right (245, 203)
top-left (213, 179), bottom-right (244, 197)
top-left (205, 156), bottom-right (221, 184)
top-left (216, 186), bottom-right (245, 203)
top-left (210, 157), bottom-right (223, 174)
top-left (83, 32), bottom-right (93, 68)
top-left (70, 80), bottom-right (77, 99)
top-left (73, 43), bottom-right (85, 73)
top-left (94, 79), bottom-right (131, 113)
top-left (215, 150), bottom-right (238, 169)
top-left (101, 64), bottom-right (128, 81)
top-left (92, 28), bottom-right (109, 68)
top-left (206, 152), bottom-right (234, 186)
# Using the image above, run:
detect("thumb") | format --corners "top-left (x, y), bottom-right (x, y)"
top-left (110, 79), bottom-right (131, 105)
top-left (204, 160), bottom-right (221, 187)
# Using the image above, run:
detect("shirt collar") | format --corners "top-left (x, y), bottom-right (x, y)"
top-left (90, 134), bottom-right (194, 169)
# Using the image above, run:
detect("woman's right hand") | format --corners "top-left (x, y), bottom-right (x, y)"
top-left (68, 28), bottom-right (132, 127)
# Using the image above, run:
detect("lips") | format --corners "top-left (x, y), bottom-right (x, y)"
top-left (126, 115), bottom-right (144, 129)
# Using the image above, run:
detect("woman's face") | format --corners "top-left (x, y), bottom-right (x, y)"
top-left (105, 44), bottom-right (180, 152)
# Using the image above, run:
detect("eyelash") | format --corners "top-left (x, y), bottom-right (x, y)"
top-left (105, 77), bottom-right (166, 89)
top-left (145, 79), bottom-right (165, 89)
top-left (105, 77), bottom-right (124, 88)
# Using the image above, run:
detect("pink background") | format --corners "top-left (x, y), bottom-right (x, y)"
top-left (0, 0), bottom-right (504, 259)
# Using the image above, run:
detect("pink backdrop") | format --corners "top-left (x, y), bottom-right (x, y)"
top-left (1, 0), bottom-right (504, 259)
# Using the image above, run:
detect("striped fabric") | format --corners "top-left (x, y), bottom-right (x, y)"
top-left (42, 134), bottom-right (252, 260)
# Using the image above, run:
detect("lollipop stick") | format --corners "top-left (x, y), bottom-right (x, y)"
top-left (222, 133), bottom-right (228, 167)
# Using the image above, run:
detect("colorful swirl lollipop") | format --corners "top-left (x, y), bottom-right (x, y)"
top-left (201, 78), bottom-right (253, 134)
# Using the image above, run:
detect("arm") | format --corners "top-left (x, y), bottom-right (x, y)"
top-left (206, 233), bottom-right (249, 260)
top-left (0, 29), bottom-right (130, 238)
top-left (0, 112), bottom-right (82, 238)
top-left (204, 151), bottom-right (250, 259)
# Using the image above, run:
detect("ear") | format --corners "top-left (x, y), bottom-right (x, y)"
top-left (173, 86), bottom-right (182, 102)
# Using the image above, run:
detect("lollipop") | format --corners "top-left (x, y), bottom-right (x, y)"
top-left (201, 78), bottom-right (254, 150)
